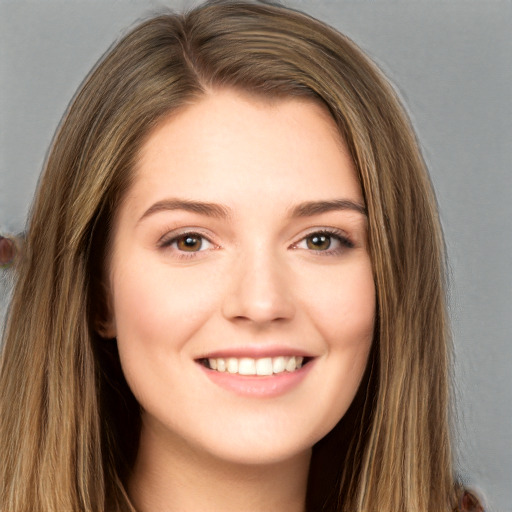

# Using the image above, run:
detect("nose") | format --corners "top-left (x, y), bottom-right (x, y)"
top-left (221, 247), bottom-right (295, 326)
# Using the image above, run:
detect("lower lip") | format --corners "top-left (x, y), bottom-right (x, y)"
top-left (198, 361), bottom-right (314, 398)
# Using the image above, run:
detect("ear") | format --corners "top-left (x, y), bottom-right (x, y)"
top-left (95, 315), bottom-right (117, 339)
top-left (94, 280), bottom-right (117, 339)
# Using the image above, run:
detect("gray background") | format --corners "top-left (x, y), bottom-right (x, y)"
top-left (1, 1), bottom-right (510, 510)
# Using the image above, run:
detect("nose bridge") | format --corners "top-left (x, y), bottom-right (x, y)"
top-left (222, 241), bottom-right (295, 325)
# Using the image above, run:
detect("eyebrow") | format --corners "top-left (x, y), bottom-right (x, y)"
top-left (138, 197), bottom-right (367, 223)
top-left (138, 199), bottom-right (232, 223)
top-left (289, 199), bottom-right (367, 218)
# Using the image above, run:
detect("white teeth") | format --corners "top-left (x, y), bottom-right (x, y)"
top-left (256, 357), bottom-right (273, 376)
top-left (227, 358), bottom-right (238, 374)
top-left (238, 358), bottom-right (256, 375)
top-left (272, 356), bottom-right (286, 374)
top-left (205, 356), bottom-right (306, 375)
top-left (285, 356), bottom-right (297, 372)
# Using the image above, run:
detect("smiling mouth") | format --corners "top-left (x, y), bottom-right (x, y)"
top-left (198, 356), bottom-right (313, 376)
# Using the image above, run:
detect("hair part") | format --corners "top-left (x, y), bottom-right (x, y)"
top-left (1, 2), bottom-right (460, 510)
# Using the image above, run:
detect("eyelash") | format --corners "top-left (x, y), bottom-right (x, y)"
top-left (291, 229), bottom-right (354, 255)
top-left (158, 230), bottom-right (216, 259)
top-left (157, 228), bottom-right (354, 260)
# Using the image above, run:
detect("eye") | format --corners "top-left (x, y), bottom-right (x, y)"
top-left (293, 229), bottom-right (354, 254)
top-left (159, 232), bottom-right (214, 253)
top-left (306, 233), bottom-right (333, 251)
top-left (175, 234), bottom-right (206, 252)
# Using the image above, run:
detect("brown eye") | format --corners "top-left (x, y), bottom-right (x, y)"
top-left (306, 233), bottom-right (331, 251)
top-left (176, 234), bottom-right (203, 252)
top-left (295, 230), bottom-right (354, 254)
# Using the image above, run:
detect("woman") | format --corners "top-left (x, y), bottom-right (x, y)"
top-left (0, 1), bottom-right (483, 510)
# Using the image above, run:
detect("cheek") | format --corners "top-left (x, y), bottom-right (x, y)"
top-left (306, 259), bottom-right (376, 349)
top-left (309, 262), bottom-right (375, 429)
top-left (108, 262), bottom-right (220, 405)
top-left (109, 258), bottom-right (227, 389)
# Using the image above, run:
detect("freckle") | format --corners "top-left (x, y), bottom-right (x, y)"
top-left (0, 236), bottom-right (16, 266)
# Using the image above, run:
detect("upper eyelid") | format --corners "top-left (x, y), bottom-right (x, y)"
top-left (292, 227), bottom-right (352, 243)
top-left (157, 232), bottom-right (217, 258)
top-left (158, 227), bottom-right (215, 244)
top-left (288, 229), bottom-right (355, 254)
top-left (156, 226), bottom-right (354, 249)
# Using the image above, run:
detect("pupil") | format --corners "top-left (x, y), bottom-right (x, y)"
top-left (308, 234), bottom-right (330, 250)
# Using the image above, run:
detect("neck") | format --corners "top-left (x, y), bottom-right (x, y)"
top-left (128, 419), bottom-right (311, 512)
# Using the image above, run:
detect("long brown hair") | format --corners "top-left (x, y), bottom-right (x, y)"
top-left (1, 1), bottom-right (461, 510)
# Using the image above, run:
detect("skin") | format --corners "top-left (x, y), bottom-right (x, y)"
top-left (104, 89), bottom-right (375, 511)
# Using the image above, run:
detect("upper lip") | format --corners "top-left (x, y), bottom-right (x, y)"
top-left (195, 345), bottom-right (317, 360)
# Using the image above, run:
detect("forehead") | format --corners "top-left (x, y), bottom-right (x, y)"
top-left (126, 89), bottom-right (361, 215)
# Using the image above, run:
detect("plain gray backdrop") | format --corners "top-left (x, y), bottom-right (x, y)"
top-left (1, 1), bottom-right (511, 510)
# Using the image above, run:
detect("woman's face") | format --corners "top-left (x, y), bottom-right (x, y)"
top-left (106, 89), bottom-right (375, 465)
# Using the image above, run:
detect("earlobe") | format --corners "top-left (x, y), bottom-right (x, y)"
top-left (95, 317), bottom-right (117, 339)
top-left (93, 280), bottom-right (117, 339)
